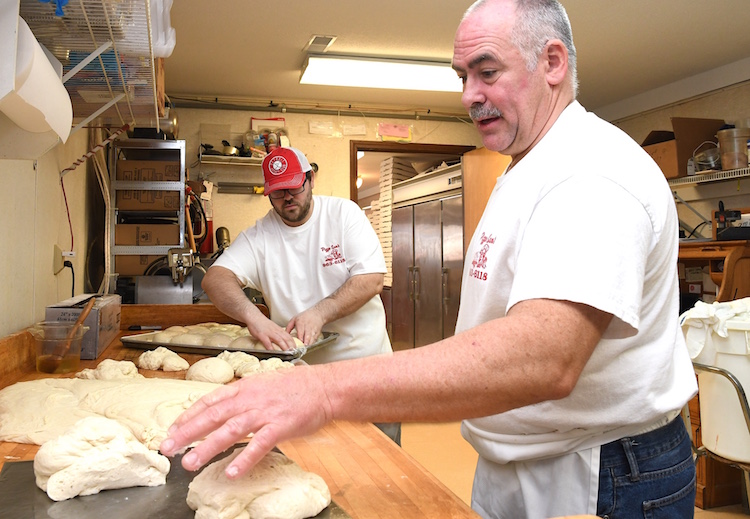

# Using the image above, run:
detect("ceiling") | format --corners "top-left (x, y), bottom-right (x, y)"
top-left (164, 0), bottom-right (750, 194)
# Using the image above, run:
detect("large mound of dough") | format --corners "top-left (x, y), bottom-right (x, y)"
top-left (186, 357), bottom-right (235, 384)
top-left (75, 359), bottom-right (143, 380)
top-left (0, 377), bottom-right (220, 449)
top-left (138, 346), bottom-right (189, 371)
top-left (34, 416), bottom-right (170, 501)
top-left (187, 449), bottom-right (330, 519)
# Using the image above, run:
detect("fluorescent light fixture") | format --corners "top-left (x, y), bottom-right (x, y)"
top-left (300, 54), bottom-right (462, 93)
top-left (357, 151), bottom-right (365, 160)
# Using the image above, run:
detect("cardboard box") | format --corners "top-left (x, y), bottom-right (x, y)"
top-left (116, 160), bottom-right (181, 182)
top-left (116, 159), bottom-right (182, 211)
top-left (642, 118), bottom-right (725, 179)
top-left (115, 224), bottom-right (181, 246)
top-left (45, 294), bottom-right (121, 360)
top-left (115, 190), bottom-right (181, 211)
top-left (115, 255), bottom-right (165, 276)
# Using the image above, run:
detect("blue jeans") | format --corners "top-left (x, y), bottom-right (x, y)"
top-left (597, 416), bottom-right (696, 518)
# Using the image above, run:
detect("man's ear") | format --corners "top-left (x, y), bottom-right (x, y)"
top-left (543, 39), bottom-right (568, 87)
top-left (309, 172), bottom-right (315, 189)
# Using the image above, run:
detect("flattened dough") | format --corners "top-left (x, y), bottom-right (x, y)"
top-left (187, 449), bottom-right (330, 519)
top-left (34, 416), bottom-right (170, 501)
top-left (0, 377), bottom-right (220, 449)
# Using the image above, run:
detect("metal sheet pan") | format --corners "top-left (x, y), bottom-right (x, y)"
top-left (121, 330), bottom-right (339, 360)
top-left (0, 447), bottom-right (350, 518)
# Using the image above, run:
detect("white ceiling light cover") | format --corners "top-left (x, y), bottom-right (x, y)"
top-left (300, 54), bottom-right (462, 93)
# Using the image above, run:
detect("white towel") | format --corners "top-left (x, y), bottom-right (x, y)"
top-left (679, 297), bottom-right (750, 363)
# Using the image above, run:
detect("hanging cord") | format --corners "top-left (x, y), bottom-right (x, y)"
top-left (59, 176), bottom-right (74, 252)
top-left (63, 260), bottom-right (75, 297)
top-left (186, 188), bottom-right (208, 247)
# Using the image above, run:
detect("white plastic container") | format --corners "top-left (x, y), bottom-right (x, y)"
top-left (697, 319), bottom-right (750, 463)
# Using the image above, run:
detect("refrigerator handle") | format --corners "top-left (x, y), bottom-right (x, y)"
top-left (413, 266), bottom-right (420, 301)
top-left (442, 268), bottom-right (449, 304)
top-left (408, 266), bottom-right (415, 301)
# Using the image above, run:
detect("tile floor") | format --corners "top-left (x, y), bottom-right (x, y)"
top-left (400, 421), bottom-right (748, 518)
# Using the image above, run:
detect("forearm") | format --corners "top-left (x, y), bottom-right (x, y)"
top-left (318, 299), bottom-right (610, 423)
top-left (312, 272), bottom-right (383, 325)
top-left (202, 267), bottom-right (266, 325)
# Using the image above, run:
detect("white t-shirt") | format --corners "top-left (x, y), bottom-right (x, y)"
top-left (458, 101), bottom-right (697, 464)
top-left (213, 195), bottom-right (391, 364)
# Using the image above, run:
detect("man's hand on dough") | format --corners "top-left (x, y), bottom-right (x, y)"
top-left (159, 366), bottom-right (332, 478)
top-left (247, 317), bottom-right (297, 351)
top-left (286, 309), bottom-right (325, 346)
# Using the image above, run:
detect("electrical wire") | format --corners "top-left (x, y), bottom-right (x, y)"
top-left (59, 177), bottom-right (74, 251)
top-left (685, 221), bottom-right (709, 239)
top-left (64, 261), bottom-right (74, 297)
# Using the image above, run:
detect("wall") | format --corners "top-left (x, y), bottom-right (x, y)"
top-left (177, 108), bottom-right (483, 246)
top-left (0, 130), bottom-right (89, 337)
top-left (613, 81), bottom-right (750, 239)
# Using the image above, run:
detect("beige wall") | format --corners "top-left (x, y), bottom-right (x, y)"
top-left (0, 129), bottom-right (89, 337)
top-left (614, 81), bottom-right (750, 238)
top-left (178, 108), bottom-right (483, 245)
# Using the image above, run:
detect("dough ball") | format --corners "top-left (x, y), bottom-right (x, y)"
top-left (175, 333), bottom-right (205, 346)
top-left (259, 358), bottom-right (293, 373)
top-left (187, 449), bottom-right (330, 519)
top-left (228, 335), bottom-right (263, 351)
top-left (151, 331), bottom-right (178, 343)
top-left (164, 326), bottom-right (188, 334)
top-left (236, 361), bottom-right (262, 378)
top-left (184, 325), bottom-right (211, 335)
top-left (204, 333), bottom-right (233, 348)
top-left (218, 351), bottom-right (257, 372)
top-left (33, 416), bottom-right (170, 501)
top-left (75, 359), bottom-right (143, 380)
top-left (138, 347), bottom-right (189, 372)
top-left (186, 358), bottom-right (235, 384)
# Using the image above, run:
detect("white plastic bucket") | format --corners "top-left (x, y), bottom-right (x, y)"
top-left (697, 319), bottom-right (750, 463)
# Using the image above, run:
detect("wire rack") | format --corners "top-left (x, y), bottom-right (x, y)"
top-left (19, 0), bottom-right (161, 129)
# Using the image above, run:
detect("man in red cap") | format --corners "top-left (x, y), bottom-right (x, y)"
top-left (201, 146), bottom-right (400, 443)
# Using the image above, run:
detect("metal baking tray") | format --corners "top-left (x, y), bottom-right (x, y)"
top-left (121, 330), bottom-right (339, 360)
top-left (0, 447), bottom-right (350, 518)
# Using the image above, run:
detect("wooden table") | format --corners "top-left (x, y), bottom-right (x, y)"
top-left (0, 304), bottom-right (478, 519)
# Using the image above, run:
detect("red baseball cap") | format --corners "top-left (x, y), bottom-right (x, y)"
top-left (262, 147), bottom-right (312, 196)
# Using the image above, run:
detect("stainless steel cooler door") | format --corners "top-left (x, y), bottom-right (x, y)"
top-left (441, 196), bottom-right (463, 338)
top-left (391, 206), bottom-right (415, 352)
top-left (413, 201), bottom-right (444, 348)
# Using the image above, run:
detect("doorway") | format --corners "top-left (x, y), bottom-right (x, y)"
top-left (348, 140), bottom-right (476, 206)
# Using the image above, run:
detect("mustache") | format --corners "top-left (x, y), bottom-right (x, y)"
top-left (469, 104), bottom-right (502, 121)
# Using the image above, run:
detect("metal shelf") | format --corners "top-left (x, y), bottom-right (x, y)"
top-left (199, 155), bottom-right (263, 167)
top-left (109, 139), bottom-right (186, 283)
top-left (19, 0), bottom-right (164, 131)
top-left (668, 167), bottom-right (750, 187)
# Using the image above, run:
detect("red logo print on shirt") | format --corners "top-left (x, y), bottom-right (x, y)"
top-left (321, 244), bottom-right (345, 267)
top-left (469, 232), bottom-right (495, 281)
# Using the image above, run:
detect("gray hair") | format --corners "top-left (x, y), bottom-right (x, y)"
top-left (463, 0), bottom-right (578, 97)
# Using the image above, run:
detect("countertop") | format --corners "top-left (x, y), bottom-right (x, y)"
top-left (0, 304), bottom-right (478, 519)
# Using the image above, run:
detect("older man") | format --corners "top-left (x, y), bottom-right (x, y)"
top-left (163, 2), bottom-right (697, 517)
